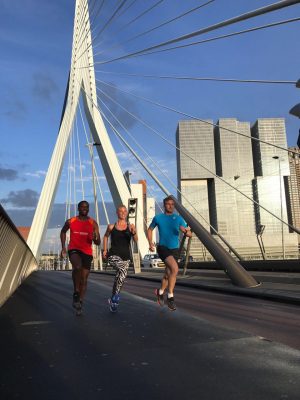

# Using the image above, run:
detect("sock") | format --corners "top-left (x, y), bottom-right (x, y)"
top-left (159, 289), bottom-right (164, 295)
top-left (167, 293), bottom-right (174, 299)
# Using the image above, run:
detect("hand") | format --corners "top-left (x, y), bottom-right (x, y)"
top-left (185, 228), bottom-right (192, 238)
top-left (93, 231), bottom-right (99, 241)
top-left (61, 248), bottom-right (67, 259)
top-left (103, 250), bottom-right (108, 259)
top-left (149, 243), bottom-right (156, 252)
top-left (130, 224), bottom-right (136, 235)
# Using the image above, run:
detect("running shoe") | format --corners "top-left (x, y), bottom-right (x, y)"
top-left (167, 297), bottom-right (176, 311)
top-left (155, 289), bottom-right (164, 306)
top-left (108, 294), bottom-right (120, 313)
top-left (72, 292), bottom-right (81, 310)
top-left (76, 301), bottom-right (83, 316)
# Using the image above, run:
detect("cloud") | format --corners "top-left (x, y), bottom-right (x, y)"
top-left (32, 73), bottom-right (58, 102)
top-left (2, 98), bottom-right (27, 120)
top-left (5, 202), bottom-right (118, 229)
top-left (97, 81), bottom-right (139, 129)
top-left (1, 189), bottom-right (39, 208)
top-left (0, 166), bottom-right (19, 181)
top-left (25, 170), bottom-right (47, 178)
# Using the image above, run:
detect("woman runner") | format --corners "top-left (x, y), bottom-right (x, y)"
top-left (103, 205), bottom-right (138, 312)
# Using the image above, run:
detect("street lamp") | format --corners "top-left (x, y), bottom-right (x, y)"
top-left (272, 156), bottom-right (285, 259)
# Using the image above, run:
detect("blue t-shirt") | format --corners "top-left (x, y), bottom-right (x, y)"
top-left (149, 213), bottom-right (187, 249)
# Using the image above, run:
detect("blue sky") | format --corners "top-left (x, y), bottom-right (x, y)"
top-left (1, 0), bottom-right (300, 232)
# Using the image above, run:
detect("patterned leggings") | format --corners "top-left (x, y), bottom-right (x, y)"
top-left (108, 255), bottom-right (130, 296)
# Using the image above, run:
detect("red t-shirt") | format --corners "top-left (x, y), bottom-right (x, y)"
top-left (68, 216), bottom-right (94, 255)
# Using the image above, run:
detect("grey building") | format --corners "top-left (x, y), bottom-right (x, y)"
top-left (286, 146), bottom-right (300, 243)
top-left (251, 118), bottom-right (289, 177)
top-left (176, 120), bottom-right (215, 259)
top-left (176, 118), bottom-right (298, 260)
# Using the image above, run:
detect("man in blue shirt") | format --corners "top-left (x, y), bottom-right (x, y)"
top-left (147, 196), bottom-right (192, 311)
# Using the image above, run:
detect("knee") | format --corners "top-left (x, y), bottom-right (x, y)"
top-left (73, 265), bottom-right (81, 272)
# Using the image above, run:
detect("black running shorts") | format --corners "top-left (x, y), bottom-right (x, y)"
top-left (157, 245), bottom-right (180, 262)
top-left (68, 249), bottom-right (93, 270)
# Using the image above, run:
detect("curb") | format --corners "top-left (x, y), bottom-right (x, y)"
top-left (92, 271), bottom-right (300, 306)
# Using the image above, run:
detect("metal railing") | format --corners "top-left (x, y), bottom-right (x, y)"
top-left (0, 204), bottom-right (38, 307)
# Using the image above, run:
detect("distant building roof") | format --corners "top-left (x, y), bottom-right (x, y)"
top-left (17, 226), bottom-right (30, 241)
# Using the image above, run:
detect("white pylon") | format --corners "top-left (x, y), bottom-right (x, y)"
top-left (27, 0), bottom-right (149, 259)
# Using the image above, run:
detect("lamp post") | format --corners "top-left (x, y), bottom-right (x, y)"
top-left (272, 156), bottom-right (285, 259)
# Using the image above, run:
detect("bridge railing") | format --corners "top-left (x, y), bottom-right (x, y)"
top-left (0, 204), bottom-right (38, 307)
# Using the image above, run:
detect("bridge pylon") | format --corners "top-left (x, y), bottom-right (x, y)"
top-left (27, 0), bottom-right (149, 259)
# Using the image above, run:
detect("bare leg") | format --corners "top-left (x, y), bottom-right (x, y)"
top-left (163, 255), bottom-right (178, 295)
top-left (79, 268), bottom-right (90, 301)
top-left (69, 253), bottom-right (82, 293)
top-left (160, 270), bottom-right (169, 293)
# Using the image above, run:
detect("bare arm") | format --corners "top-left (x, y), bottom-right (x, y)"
top-left (180, 225), bottom-right (192, 238)
top-left (147, 227), bottom-right (155, 252)
top-left (129, 224), bottom-right (138, 243)
top-left (103, 224), bottom-right (114, 258)
top-left (93, 220), bottom-right (101, 246)
top-left (60, 220), bottom-right (70, 258)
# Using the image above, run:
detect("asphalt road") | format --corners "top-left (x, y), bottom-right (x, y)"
top-left (93, 273), bottom-right (300, 350)
top-left (0, 271), bottom-right (299, 400)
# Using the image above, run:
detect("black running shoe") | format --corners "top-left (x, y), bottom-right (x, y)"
top-left (167, 297), bottom-right (176, 311)
top-left (72, 292), bottom-right (80, 309)
top-left (155, 289), bottom-right (164, 306)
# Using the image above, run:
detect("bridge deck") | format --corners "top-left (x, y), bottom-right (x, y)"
top-left (0, 271), bottom-right (299, 400)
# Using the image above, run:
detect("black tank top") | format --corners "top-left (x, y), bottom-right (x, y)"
top-left (109, 224), bottom-right (132, 260)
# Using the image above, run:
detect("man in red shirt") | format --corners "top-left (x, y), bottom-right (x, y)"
top-left (60, 201), bottom-right (100, 314)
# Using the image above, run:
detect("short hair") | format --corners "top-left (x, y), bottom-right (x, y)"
top-left (117, 204), bottom-right (127, 211)
top-left (78, 200), bottom-right (89, 208)
top-left (163, 196), bottom-right (174, 206)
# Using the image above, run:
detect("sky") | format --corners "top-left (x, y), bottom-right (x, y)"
top-left (1, 0), bottom-right (300, 248)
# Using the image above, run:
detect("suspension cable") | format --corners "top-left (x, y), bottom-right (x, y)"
top-left (92, 0), bottom-right (165, 53)
top-left (95, 70), bottom-right (296, 85)
top-left (116, 0), bottom-right (138, 19)
top-left (78, 100), bottom-right (110, 224)
top-left (94, 0), bottom-right (214, 57)
top-left (75, 113), bottom-right (85, 199)
top-left (117, 0), bottom-right (164, 33)
top-left (74, 0), bottom-right (92, 55)
top-left (96, 79), bottom-right (299, 157)
top-left (75, 0), bottom-right (106, 56)
top-left (99, 99), bottom-right (242, 258)
top-left (65, 126), bottom-right (72, 221)
top-left (76, 0), bottom-right (128, 62)
top-left (77, 16), bottom-right (300, 67)
top-left (87, 0), bottom-right (300, 65)
top-left (92, 84), bottom-right (300, 235)
top-left (72, 116), bottom-right (77, 214)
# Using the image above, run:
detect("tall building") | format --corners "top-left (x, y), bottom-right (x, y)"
top-left (213, 119), bottom-right (256, 241)
top-left (286, 146), bottom-right (300, 243)
top-left (176, 120), bottom-right (215, 259)
top-left (176, 118), bottom-right (299, 260)
top-left (251, 118), bottom-right (289, 177)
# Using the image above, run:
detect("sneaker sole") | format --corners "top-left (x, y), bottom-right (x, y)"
top-left (108, 298), bottom-right (118, 313)
top-left (167, 306), bottom-right (176, 311)
top-left (167, 303), bottom-right (176, 311)
top-left (154, 289), bottom-right (164, 307)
